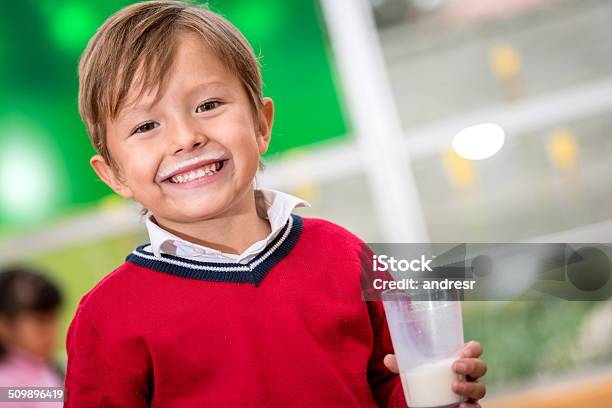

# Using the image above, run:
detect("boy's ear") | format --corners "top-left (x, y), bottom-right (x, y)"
top-left (90, 155), bottom-right (133, 198)
top-left (255, 97), bottom-right (274, 155)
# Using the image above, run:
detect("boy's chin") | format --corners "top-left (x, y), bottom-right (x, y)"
top-left (148, 182), bottom-right (255, 222)
top-left (153, 204), bottom-right (230, 223)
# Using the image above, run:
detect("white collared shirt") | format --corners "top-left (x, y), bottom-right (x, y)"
top-left (145, 189), bottom-right (310, 264)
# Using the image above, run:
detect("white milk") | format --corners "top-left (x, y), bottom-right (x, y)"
top-left (400, 358), bottom-right (462, 408)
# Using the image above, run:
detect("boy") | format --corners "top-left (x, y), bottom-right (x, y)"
top-left (65, 1), bottom-right (487, 407)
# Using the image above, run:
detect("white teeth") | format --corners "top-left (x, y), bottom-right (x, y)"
top-left (169, 161), bottom-right (222, 184)
top-left (159, 151), bottom-right (226, 180)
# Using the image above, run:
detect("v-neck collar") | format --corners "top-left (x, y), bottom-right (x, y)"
top-left (126, 214), bottom-right (303, 286)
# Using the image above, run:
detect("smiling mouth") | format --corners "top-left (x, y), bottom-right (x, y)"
top-left (165, 160), bottom-right (226, 184)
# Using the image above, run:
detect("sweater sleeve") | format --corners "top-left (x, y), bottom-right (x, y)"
top-left (345, 227), bottom-right (407, 407)
top-left (367, 298), bottom-right (408, 408)
top-left (64, 303), bottom-right (152, 407)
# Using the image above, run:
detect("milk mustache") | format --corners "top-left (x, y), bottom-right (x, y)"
top-left (400, 358), bottom-right (462, 408)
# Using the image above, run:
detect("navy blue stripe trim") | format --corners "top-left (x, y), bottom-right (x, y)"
top-left (125, 214), bottom-right (303, 285)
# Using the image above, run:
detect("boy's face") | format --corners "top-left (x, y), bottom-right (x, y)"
top-left (91, 32), bottom-right (273, 224)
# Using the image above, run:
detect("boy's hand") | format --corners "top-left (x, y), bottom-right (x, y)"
top-left (383, 341), bottom-right (487, 408)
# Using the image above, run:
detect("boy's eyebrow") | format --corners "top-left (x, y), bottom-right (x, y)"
top-left (187, 80), bottom-right (229, 96)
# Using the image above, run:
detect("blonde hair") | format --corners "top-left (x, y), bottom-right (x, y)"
top-left (78, 0), bottom-right (265, 168)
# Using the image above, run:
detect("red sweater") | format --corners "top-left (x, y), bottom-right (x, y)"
top-left (64, 215), bottom-right (407, 407)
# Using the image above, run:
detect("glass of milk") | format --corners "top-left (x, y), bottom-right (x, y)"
top-left (382, 288), bottom-right (465, 408)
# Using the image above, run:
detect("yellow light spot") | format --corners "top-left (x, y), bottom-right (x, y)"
top-left (489, 44), bottom-right (522, 81)
top-left (547, 129), bottom-right (578, 170)
top-left (443, 149), bottom-right (477, 191)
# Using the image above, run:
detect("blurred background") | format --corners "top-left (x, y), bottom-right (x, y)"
top-left (0, 0), bottom-right (611, 405)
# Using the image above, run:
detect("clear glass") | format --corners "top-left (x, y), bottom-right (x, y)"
top-left (382, 288), bottom-right (465, 408)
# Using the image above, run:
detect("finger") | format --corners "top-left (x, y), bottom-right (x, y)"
top-left (453, 380), bottom-right (486, 400)
top-left (461, 341), bottom-right (483, 358)
top-left (383, 354), bottom-right (399, 374)
top-left (453, 359), bottom-right (487, 379)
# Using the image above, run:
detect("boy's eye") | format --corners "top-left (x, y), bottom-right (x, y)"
top-left (196, 100), bottom-right (222, 113)
top-left (132, 121), bottom-right (158, 135)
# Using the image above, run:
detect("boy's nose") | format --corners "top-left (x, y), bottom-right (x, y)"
top-left (168, 118), bottom-right (208, 154)
top-left (174, 140), bottom-right (204, 154)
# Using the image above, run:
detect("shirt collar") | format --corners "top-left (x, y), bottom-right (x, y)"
top-left (145, 188), bottom-right (310, 259)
